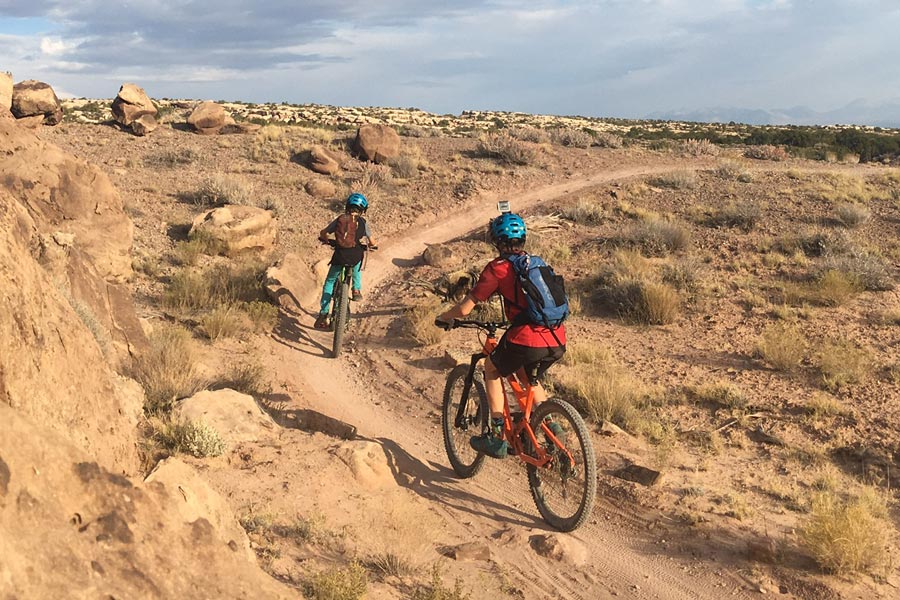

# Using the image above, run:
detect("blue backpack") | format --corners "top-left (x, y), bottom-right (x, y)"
top-left (507, 253), bottom-right (569, 331)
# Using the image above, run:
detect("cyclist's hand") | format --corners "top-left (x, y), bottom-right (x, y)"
top-left (368, 245), bottom-right (378, 251)
top-left (434, 318), bottom-right (453, 331)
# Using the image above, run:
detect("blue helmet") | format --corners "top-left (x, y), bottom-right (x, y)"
top-left (489, 212), bottom-right (526, 244)
top-left (346, 192), bottom-right (368, 212)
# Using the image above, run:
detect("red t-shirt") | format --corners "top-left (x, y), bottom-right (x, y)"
top-left (469, 255), bottom-right (567, 348)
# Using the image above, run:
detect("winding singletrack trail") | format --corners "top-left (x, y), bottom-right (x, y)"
top-left (264, 165), bottom-right (757, 599)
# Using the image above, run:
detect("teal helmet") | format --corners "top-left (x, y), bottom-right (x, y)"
top-left (346, 192), bottom-right (368, 212)
top-left (489, 212), bottom-right (526, 244)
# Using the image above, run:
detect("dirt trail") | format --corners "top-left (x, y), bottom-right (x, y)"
top-left (264, 164), bottom-right (757, 599)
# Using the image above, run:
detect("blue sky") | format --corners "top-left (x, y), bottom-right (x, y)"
top-left (1, 1), bottom-right (898, 122)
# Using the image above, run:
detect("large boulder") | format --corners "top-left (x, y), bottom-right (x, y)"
top-left (111, 83), bottom-right (158, 135)
top-left (176, 389), bottom-right (277, 446)
top-left (305, 178), bottom-right (336, 198)
top-left (190, 205), bottom-right (277, 255)
top-left (0, 71), bottom-right (12, 112)
top-left (308, 145), bottom-right (340, 175)
top-left (353, 123), bottom-right (401, 163)
top-left (187, 101), bottom-right (228, 135)
top-left (265, 252), bottom-right (319, 311)
top-left (0, 116), bottom-right (146, 365)
top-left (11, 79), bottom-right (63, 125)
top-left (0, 406), bottom-right (294, 599)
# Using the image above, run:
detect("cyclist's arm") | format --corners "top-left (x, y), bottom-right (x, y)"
top-left (319, 217), bottom-right (339, 241)
top-left (436, 294), bottom-right (477, 324)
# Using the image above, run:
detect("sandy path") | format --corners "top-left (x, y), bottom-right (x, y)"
top-left (264, 163), bottom-right (757, 599)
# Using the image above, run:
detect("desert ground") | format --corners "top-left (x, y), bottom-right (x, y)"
top-left (3, 96), bottom-right (900, 599)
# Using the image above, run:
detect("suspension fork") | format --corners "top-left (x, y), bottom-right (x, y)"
top-left (454, 353), bottom-right (486, 428)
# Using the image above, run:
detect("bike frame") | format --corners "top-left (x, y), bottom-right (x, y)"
top-left (456, 325), bottom-right (575, 469)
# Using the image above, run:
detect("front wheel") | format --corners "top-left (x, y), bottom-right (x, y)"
top-left (442, 364), bottom-right (488, 478)
top-left (527, 398), bottom-right (597, 532)
top-left (331, 280), bottom-right (351, 358)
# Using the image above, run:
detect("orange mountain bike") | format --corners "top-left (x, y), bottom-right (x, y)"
top-left (440, 320), bottom-right (597, 532)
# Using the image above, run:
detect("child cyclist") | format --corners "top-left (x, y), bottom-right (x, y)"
top-left (314, 192), bottom-right (377, 330)
top-left (435, 211), bottom-right (566, 458)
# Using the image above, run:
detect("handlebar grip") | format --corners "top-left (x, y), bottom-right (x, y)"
top-left (434, 318), bottom-right (453, 331)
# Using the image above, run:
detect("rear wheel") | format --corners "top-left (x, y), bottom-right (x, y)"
top-left (527, 398), bottom-right (597, 532)
top-left (331, 279), bottom-right (351, 357)
top-left (442, 364), bottom-right (488, 478)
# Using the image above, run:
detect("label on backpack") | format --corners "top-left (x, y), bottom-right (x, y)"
top-left (508, 253), bottom-right (569, 328)
top-left (334, 214), bottom-right (359, 248)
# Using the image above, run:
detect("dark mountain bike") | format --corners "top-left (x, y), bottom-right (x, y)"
top-left (320, 241), bottom-right (375, 358)
top-left (439, 319), bottom-right (597, 532)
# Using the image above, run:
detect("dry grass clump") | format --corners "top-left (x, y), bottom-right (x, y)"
top-left (557, 342), bottom-right (646, 427)
top-left (172, 229), bottom-right (227, 265)
top-left (550, 127), bottom-right (593, 148)
top-left (403, 298), bottom-right (446, 346)
top-left (389, 153), bottom-right (422, 179)
top-left (216, 361), bottom-right (270, 398)
top-left (680, 138), bottom-right (720, 157)
top-left (813, 269), bottom-right (862, 306)
top-left (800, 488), bottom-right (891, 576)
top-left (775, 228), bottom-right (851, 258)
top-left (834, 203), bottom-right (871, 228)
top-left (244, 300), bottom-right (279, 332)
top-left (713, 160), bottom-right (752, 181)
top-left (247, 126), bottom-right (292, 163)
top-left (756, 323), bottom-right (806, 371)
top-left (659, 258), bottom-right (703, 295)
top-left (593, 131), bottom-right (624, 148)
top-left (304, 561), bottom-right (367, 600)
top-left (744, 145), bottom-right (789, 161)
top-left (507, 126), bottom-right (549, 143)
top-left (705, 202), bottom-right (761, 231)
top-left (200, 304), bottom-right (252, 340)
top-left (805, 392), bottom-right (848, 419)
top-left (647, 170), bottom-right (698, 190)
top-left (816, 339), bottom-right (873, 391)
top-left (476, 132), bottom-right (539, 165)
top-left (192, 174), bottom-right (254, 207)
top-left (354, 162), bottom-right (393, 196)
top-left (131, 325), bottom-right (207, 414)
top-left (144, 147), bottom-right (201, 168)
top-left (559, 197), bottom-right (604, 224)
top-left (814, 172), bottom-right (892, 204)
top-left (819, 249), bottom-right (893, 291)
top-left (164, 262), bottom-right (267, 313)
top-left (625, 217), bottom-right (691, 256)
top-left (596, 250), bottom-right (681, 325)
top-left (412, 565), bottom-right (472, 600)
top-left (686, 381), bottom-right (748, 410)
top-left (151, 417), bottom-right (226, 458)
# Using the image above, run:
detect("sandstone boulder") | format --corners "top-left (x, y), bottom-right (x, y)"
top-left (176, 389), bottom-right (276, 446)
top-left (130, 113), bottom-right (158, 136)
top-left (0, 71), bottom-right (12, 112)
top-left (11, 79), bottom-right (63, 125)
top-left (0, 406), bottom-right (294, 599)
top-left (335, 441), bottom-right (395, 489)
top-left (188, 101), bottom-right (228, 134)
top-left (190, 205), bottom-right (276, 255)
top-left (305, 178), bottom-right (336, 198)
top-left (423, 244), bottom-right (453, 267)
top-left (308, 145), bottom-right (340, 175)
top-left (354, 123), bottom-right (401, 163)
top-left (265, 252), bottom-right (319, 311)
top-left (111, 83), bottom-right (157, 130)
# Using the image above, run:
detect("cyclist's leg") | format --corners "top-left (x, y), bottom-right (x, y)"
top-left (351, 261), bottom-right (362, 291)
top-left (319, 264), bottom-right (343, 313)
top-left (483, 357), bottom-right (505, 419)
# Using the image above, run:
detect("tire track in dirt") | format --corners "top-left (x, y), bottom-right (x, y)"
top-left (266, 162), bottom-right (756, 600)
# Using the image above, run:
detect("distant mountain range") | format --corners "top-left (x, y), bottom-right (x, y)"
top-left (648, 99), bottom-right (900, 128)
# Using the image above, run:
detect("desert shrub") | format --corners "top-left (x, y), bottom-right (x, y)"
top-left (819, 249), bottom-right (893, 291)
top-left (595, 250), bottom-right (680, 324)
top-left (756, 323), bottom-right (805, 371)
top-left (403, 298), bottom-right (446, 346)
top-left (593, 132), bottom-right (624, 148)
top-left (131, 325), bottom-right (206, 414)
top-left (144, 148), bottom-right (200, 168)
top-left (507, 126), bottom-right (549, 143)
top-left (558, 345), bottom-right (645, 427)
top-left (813, 269), bottom-right (862, 306)
top-left (659, 258), bottom-right (702, 294)
top-left (215, 360), bottom-right (270, 398)
top-left (412, 565), bottom-right (471, 600)
top-left (687, 381), bottom-right (748, 409)
top-left (550, 127), bottom-right (593, 148)
top-left (744, 145), bottom-right (789, 161)
top-left (834, 203), bottom-right (871, 228)
top-left (778, 228), bottom-right (852, 258)
top-left (400, 125), bottom-right (440, 138)
top-left (636, 282), bottom-right (680, 325)
top-left (559, 197), bottom-right (604, 224)
top-left (192, 174), bottom-right (254, 207)
top-left (389, 154), bottom-right (421, 179)
top-left (259, 195), bottom-right (284, 215)
top-left (713, 160), bottom-right (749, 180)
top-left (354, 162), bottom-right (393, 196)
top-left (801, 489), bottom-right (890, 576)
top-left (680, 138), bottom-right (720, 157)
top-left (247, 126), bottom-right (292, 163)
top-left (172, 229), bottom-right (227, 265)
top-left (805, 392), bottom-right (847, 419)
top-left (243, 300), bottom-right (279, 332)
top-left (476, 132), bottom-right (538, 165)
top-left (152, 418), bottom-right (226, 458)
top-left (625, 217), bottom-right (691, 256)
top-left (814, 172), bottom-right (892, 204)
top-left (647, 170), bottom-right (698, 190)
top-left (705, 202), bottom-right (761, 231)
top-left (817, 339), bottom-right (873, 390)
top-left (164, 262), bottom-right (267, 313)
top-left (200, 304), bottom-right (252, 340)
top-left (304, 562), bottom-right (367, 600)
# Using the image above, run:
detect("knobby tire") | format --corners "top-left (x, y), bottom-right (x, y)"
top-left (331, 279), bottom-right (351, 358)
top-left (442, 364), bottom-right (488, 478)
top-left (527, 398), bottom-right (597, 532)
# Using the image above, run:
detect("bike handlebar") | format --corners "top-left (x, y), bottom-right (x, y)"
top-left (319, 239), bottom-right (377, 251)
top-left (434, 318), bottom-right (507, 332)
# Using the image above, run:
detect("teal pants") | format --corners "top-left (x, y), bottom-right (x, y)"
top-left (319, 262), bottom-right (362, 314)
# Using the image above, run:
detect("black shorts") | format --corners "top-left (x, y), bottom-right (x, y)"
top-left (489, 334), bottom-right (565, 383)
